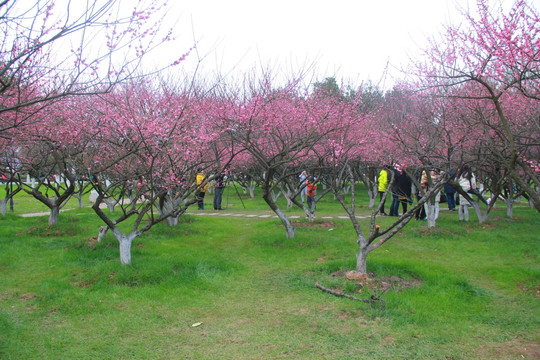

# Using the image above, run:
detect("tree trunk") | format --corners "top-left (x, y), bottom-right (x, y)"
top-left (77, 195), bottom-right (84, 209)
top-left (355, 248), bottom-right (368, 274)
top-left (111, 228), bottom-right (136, 265)
top-left (98, 226), bottom-right (109, 242)
top-left (368, 191), bottom-right (376, 208)
top-left (106, 201), bottom-right (115, 213)
top-left (505, 198), bottom-right (514, 218)
top-left (367, 182), bottom-right (377, 209)
top-left (271, 189), bottom-right (280, 203)
top-left (119, 237), bottom-right (132, 266)
top-left (0, 200), bottom-right (7, 215)
top-left (166, 216), bottom-right (179, 226)
top-left (470, 202), bottom-right (488, 224)
top-left (49, 206), bottom-right (60, 225)
top-left (286, 187), bottom-right (293, 209)
top-left (306, 210), bottom-right (315, 222)
top-left (425, 203), bottom-right (437, 228)
top-left (275, 208), bottom-right (296, 238)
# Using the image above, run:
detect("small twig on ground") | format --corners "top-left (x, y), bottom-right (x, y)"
top-left (315, 283), bottom-right (386, 309)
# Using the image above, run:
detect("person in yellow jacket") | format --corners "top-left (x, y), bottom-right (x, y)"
top-left (377, 166), bottom-right (389, 216)
top-left (195, 168), bottom-right (209, 210)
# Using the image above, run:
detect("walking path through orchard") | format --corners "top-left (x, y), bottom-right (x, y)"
top-left (185, 211), bottom-right (371, 220)
top-left (19, 207), bottom-right (372, 220)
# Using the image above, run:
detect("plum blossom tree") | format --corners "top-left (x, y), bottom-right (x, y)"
top-left (418, 0), bottom-right (540, 211)
top-left (0, 147), bottom-right (22, 215)
top-left (10, 98), bottom-right (91, 224)
top-left (216, 73), bottom-right (354, 237)
top-left (0, 0), bottom-right (182, 144)
top-left (306, 83), bottom-right (449, 274)
top-left (73, 79), bottom-right (234, 265)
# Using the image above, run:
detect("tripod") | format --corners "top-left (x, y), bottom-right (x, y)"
top-left (225, 175), bottom-right (246, 209)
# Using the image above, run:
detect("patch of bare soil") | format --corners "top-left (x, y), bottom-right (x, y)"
top-left (15, 226), bottom-right (38, 236)
top-left (478, 339), bottom-right (540, 359)
top-left (85, 236), bottom-right (99, 247)
top-left (17, 225), bottom-right (82, 237)
top-left (291, 220), bottom-right (335, 228)
top-left (72, 280), bottom-right (93, 288)
top-left (517, 282), bottom-right (540, 298)
top-left (20, 293), bottom-right (36, 301)
top-left (330, 270), bottom-right (423, 293)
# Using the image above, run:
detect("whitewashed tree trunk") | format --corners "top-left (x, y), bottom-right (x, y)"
top-left (275, 208), bottom-right (296, 238)
top-left (276, 184), bottom-right (293, 209)
top-left (0, 200), bottom-right (7, 215)
top-left (285, 188), bottom-right (293, 209)
top-left (425, 203), bottom-right (437, 228)
top-left (111, 228), bottom-right (137, 265)
top-left (505, 198), bottom-right (514, 218)
top-left (271, 189), bottom-right (281, 203)
top-left (166, 216), bottom-right (179, 226)
top-left (248, 184), bottom-right (256, 199)
top-left (470, 202), bottom-right (488, 224)
top-left (356, 247), bottom-right (368, 274)
top-left (49, 206), bottom-right (60, 225)
top-left (73, 195), bottom-right (84, 208)
top-left (98, 226), bottom-right (109, 242)
top-left (367, 183), bottom-right (377, 208)
top-left (104, 199), bottom-right (115, 213)
top-left (156, 196), bottom-right (181, 227)
top-left (302, 201), bottom-right (316, 222)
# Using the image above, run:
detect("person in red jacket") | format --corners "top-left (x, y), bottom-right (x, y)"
top-left (306, 176), bottom-right (317, 212)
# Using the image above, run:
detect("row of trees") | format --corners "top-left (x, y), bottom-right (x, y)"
top-left (1, 0), bottom-right (538, 273)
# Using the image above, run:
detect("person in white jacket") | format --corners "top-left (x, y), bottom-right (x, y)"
top-left (457, 165), bottom-right (476, 221)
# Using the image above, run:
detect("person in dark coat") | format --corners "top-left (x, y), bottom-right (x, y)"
top-left (389, 164), bottom-right (412, 216)
top-left (213, 173), bottom-right (226, 210)
top-left (444, 171), bottom-right (457, 211)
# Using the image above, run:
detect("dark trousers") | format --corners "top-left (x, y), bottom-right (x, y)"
top-left (378, 191), bottom-right (387, 214)
top-left (446, 193), bottom-right (456, 210)
top-left (415, 196), bottom-right (426, 219)
top-left (196, 191), bottom-right (206, 210)
top-left (390, 194), bottom-right (408, 216)
top-left (307, 195), bottom-right (315, 212)
top-left (389, 194), bottom-right (399, 216)
top-left (213, 187), bottom-right (224, 210)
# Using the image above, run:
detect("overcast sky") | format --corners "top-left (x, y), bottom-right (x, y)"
top-left (166, 0), bottom-right (513, 87)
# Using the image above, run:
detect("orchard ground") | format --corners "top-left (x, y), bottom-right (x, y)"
top-left (0, 186), bottom-right (539, 359)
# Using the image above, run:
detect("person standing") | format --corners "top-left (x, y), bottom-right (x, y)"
top-left (213, 173), bottom-right (226, 210)
top-left (444, 171), bottom-right (457, 211)
top-left (377, 166), bottom-right (389, 216)
top-left (430, 168), bottom-right (442, 221)
top-left (457, 165), bottom-right (475, 221)
top-left (306, 176), bottom-right (317, 212)
top-left (195, 168), bottom-right (208, 210)
top-left (299, 170), bottom-right (308, 203)
top-left (389, 164), bottom-right (412, 216)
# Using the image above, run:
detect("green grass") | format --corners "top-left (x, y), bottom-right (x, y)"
top-left (0, 188), bottom-right (539, 359)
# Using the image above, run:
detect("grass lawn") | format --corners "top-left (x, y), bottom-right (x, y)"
top-left (0, 187), bottom-right (539, 359)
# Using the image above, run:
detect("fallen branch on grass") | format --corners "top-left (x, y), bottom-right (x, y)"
top-left (315, 283), bottom-right (386, 309)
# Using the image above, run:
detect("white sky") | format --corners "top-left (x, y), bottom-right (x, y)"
top-left (50, 0), bottom-right (540, 89)
top-left (165, 0), bottom-right (478, 87)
